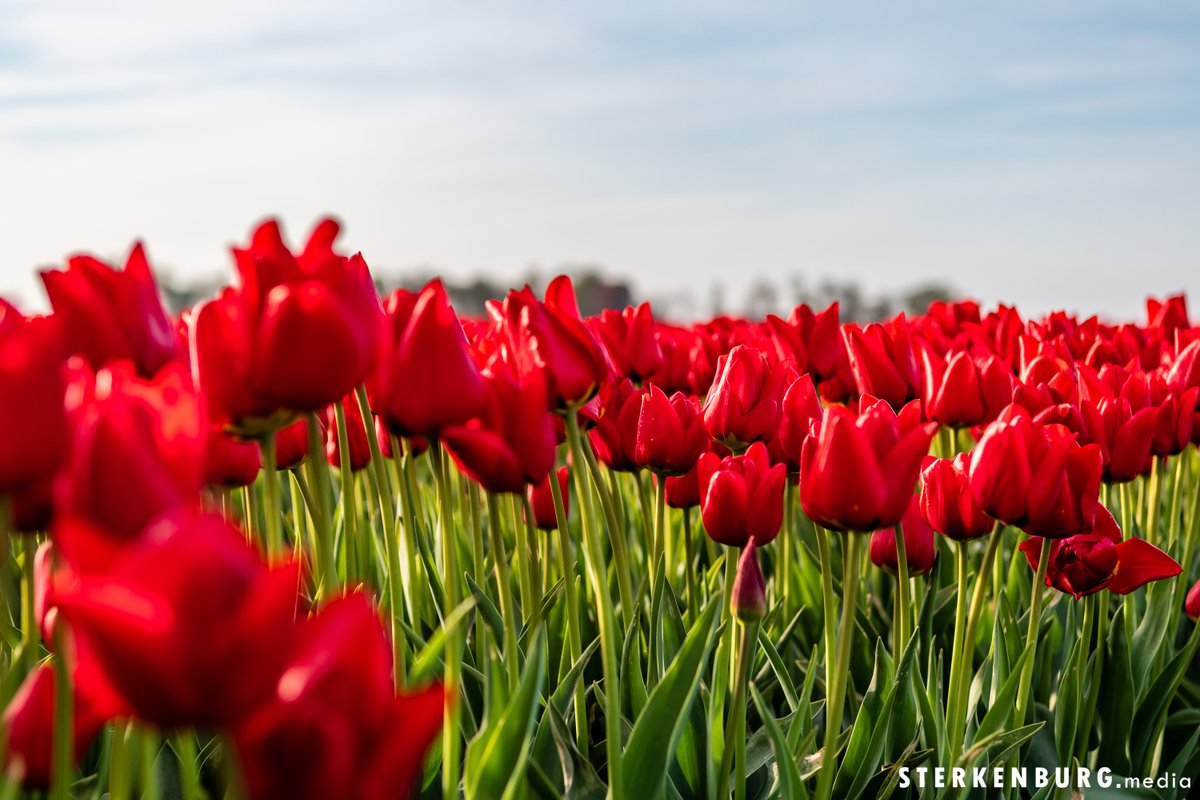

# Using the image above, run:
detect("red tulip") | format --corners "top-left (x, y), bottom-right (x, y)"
top-left (800, 398), bottom-right (937, 533)
top-left (202, 425), bottom-right (262, 488)
top-left (920, 349), bottom-right (1014, 428)
top-left (40, 244), bottom-right (179, 378)
top-left (1186, 578), bottom-right (1200, 621)
top-left (274, 418), bottom-right (312, 470)
top-left (665, 464), bottom-right (701, 510)
top-left (586, 378), bottom-right (643, 472)
top-left (1018, 506), bottom-right (1181, 598)
top-left (702, 344), bottom-right (788, 450)
top-left (233, 593), bottom-right (444, 800)
top-left (920, 453), bottom-right (993, 541)
top-left (843, 317), bottom-right (920, 408)
top-left (53, 509), bottom-right (303, 727)
top-left (765, 372), bottom-right (822, 472)
top-left (635, 385), bottom-right (707, 475)
top-left (731, 544), bottom-right (766, 622)
top-left (528, 466), bottom-right (569, 530)
top-left (968, 405), bottom-right (1102, 539)
top-left (190, 219), bottom-right (384, 430)
top-left (442, 360), bottom-right (557, 494)
top-left (0, 301), bottom-right (69, 495)
top-left (589, 303), bottom-right (663, 383)
top-left (57, 363), bottom-right (203, 540)
top-left (326, 393), bottom-right (372, 472)
top-left (495, 276), bottom-right (608, 408)
top-left (1078, 369), bottom-right (1158, 483)
top-left (697, 442), bottom-right (786, 547)
top-left (870, 494), bottom-right (937, 576)
top-left (375, 279), bottom-right (486, 438)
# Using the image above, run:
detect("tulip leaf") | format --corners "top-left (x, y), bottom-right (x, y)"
top-left (620, 597), bottom-right (719, 800)
top-left (532, 636), bottom-right (600, 783)
top-left (750, 686), bottom-right (806, 800)
top-left (1129, 626), bottom-right (1200, 772)
top-left (464, 628), bottom-right (547, 800)
top-left (1096, 605), bottom-right (1134, 775)
top-left (757, 626), bottom-right (800, 714)
top-left (408, 596), bottom-right (477, 685)
top-left (465, 572), bottom-right (506, 645)
top-left (960, 721), bottom-right (1044, 767)
top-left (967, 644), bottom-right (1032, 758)
top-left (1131, 579), bottom-right (1176, 695)
top-left (621, 606), bottom-right (649, 719)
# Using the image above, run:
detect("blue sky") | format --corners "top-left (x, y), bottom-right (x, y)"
top-left (2, 1), bottom-right (1199, 319)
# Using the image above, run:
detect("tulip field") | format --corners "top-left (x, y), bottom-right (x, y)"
top-left (5, 218), bottom-right (1200, 800)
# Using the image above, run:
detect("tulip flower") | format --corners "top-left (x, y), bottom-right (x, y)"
top-left (1018, 506), bottom-right (1181, 598)
top-left (765, 372), bottom-right (822, 472)
top-left (800, 398), bottom-right (937, 533)
top-left (920, 349), bottom-right (1014, 428)
top-left (202, 425), bottom-right (262, 488)
top-left (326, 393), bottom-right (372, 472)
top-left (696, 442), bottom-right (786, 547)
top-left (273, 417), bottom-right (313, 470)
top-left (375, 279), bottom-right (486, 438)
top-left (586, 379), bottom-right (643, 472)
top-left (441, 360), bottom-right (557, 494)
top-left (843, 317), bottom-right (920, 409)
top-left (870, 494), bottom-right (937, 577)
top-left (494, 276), bottom-right (608, 408)
top-left (730, 544), bottom-right (766, 623)
top-left (0, 301), bottom-right (69, 495)
top-left (635, 385), bottom-right (707, 475)
top-left (1078, 386), bottom-right (1158, 484)
top-left (968, 404), bottom-right (1102, 538)
top-left (528, 466), bottom-right (569, 530)
top-left (588, 303), bottom-right (663, 383)
top-left (190, 218), bottom-right (384, 432)
top-left (920, 453), bottom-right (994, 541)
top-left (1186, 579), bottom-right (1200, 621)
top-left (53, 509), bottom-right (303, 727)
top-left (665, 464), bottom-right (701, 509)
top-left (40, 244), bottom-right (179, 378)
top-left (702, 344), bottom-right (788, 450)
top-left (233, 594), bottom-right (444, 800)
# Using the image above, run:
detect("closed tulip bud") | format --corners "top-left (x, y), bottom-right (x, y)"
top-left (697, 442), bottom-right (786, 547)
top-left (273, 418), bottom-right (312, 470)
top-left (800, 398), bottom-right (937, 533)
top-left (376, 279), bottom-right (486, 438)
top-left (1186, 579), bottom-right (1200, 621)
top-left (635, 385), bottom-right (707, 475)
top-left (1019, 506), bottom-right (1181, 598)
top-left (921, 349), bottom-right (1013, 428)
top-left (40, 244), bottom-right (179, 378)
top-left (202, 426), bottom-right (262, 488)
top-left (843, 317), bottom-right (920, 409)
top-left (54, 509), bottom-right (303, 727)
top-left (731, 544), bottom-right (766, 623)
top-left (0, 301), bottom-right (69, 495)
top-left (765, 372), bottom-right (822, 472)
top-left (870, 495), bottom-right (937, 576)
top-left (528, 466), bottom-right (569, 530)
top-left (920, 453), bottom-right (994, 541)
top-left (665, 465), bottom-right (701, 509)
top-left (589, 303), bottom-right (663, 383)
top-left (702, 345), bottom-right (788, 450)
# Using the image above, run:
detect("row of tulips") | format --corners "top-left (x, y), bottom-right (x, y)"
top-left (2, 218), bottom-right (1200, 799)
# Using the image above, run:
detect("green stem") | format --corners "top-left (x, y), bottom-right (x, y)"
top-left (652, 473), bottom-right (667, 598)
top-left (305, 414), bottom-right (337, 596)
top-left (944, 542), bottom-right (969, 762)
top-left (815, 531), bottom-right (863, 800)
top-left (139, 727), bottom-right (159, 799)
top-left (50, 623), bottom-right (73, 800)
top-left (1146, 457), bottom-right (1163, 545)
top-left (892, 523), bottom-right (910, 654)
top-left (395, 447), bottom-right (423, 627)
top-left (565, 410), bottom-right (624, 797)
top-left (950, 525), bottom-right (1002, 760)
top-left (683, 509), bottom-right (697, 625)
top-left (716, 620), bottom-right (758, 800)
top-left (1076, 591), bottom-right (1108, 765)
top-left (582, 442), bottom-right (635, 627)
top-left (781, 482), bottom-right (794, 621)
top-left (1012, 538), bottom-right (1052, 730)
top-left (333, 402), bottom-right (361, 583)
top-left (258, 435), bottom-right (284, 559)
top-left (20, 534), bottom-right (38, 676)
top-left (173, 732), bottom-right (202, 800)
top-left (109, 721), bottom-right (133, 800)
top-left (815, 527), bottom-right (837, 732)
top-left (487, 495), bottom-right (521, 695)
top-left (431, 444), bottom-right (463, 800)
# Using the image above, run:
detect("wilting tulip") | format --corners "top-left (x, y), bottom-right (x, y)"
top-left (765, 372), bottom-right (822, 472)
top-left (442, 360), bottom-right (557, 494)
top-left (589, 303), bottom-right (663, 383)
top-left (920, 453), bottom-right (994, 541)
top-left (233, 594), bottom-right (444, 800)
top-left (54, 509), bottom-right (302, 727)
top-left (730, 544), bottom-right (766, 622)
top-left (40, 244), bottom-right (179, 378)
top-left (968, 405), bottom-right (1102, 538)
top-left (870, 495), bottom-right (936, 576)
top-left (586, 379), bottom-right (643, 472)
top-left (202, 426), bottom-right (262, 488)
top-left (635, 385), bottom-right (707, 475)
top-left (843, 317), bottom-right (920, 409)
top-left (0, 301), bottom-right (69, 495)
top-left (494, 277), bottom-right (609, 408)
top-left (1018, 507), bottom-right (1181, 598)
top-left (800, 398), bottom-right (937, 533)
top-left (190, 218), bottom-right (384, 431)
top-left (702, 345), bottom-right (788, 450)
top-left (375, 279), bottom-right (485, 438)
top-left (697, 442), bottom-right (786, 547)
top-left (326, 393), bottom-right (371, 472)
top-left (528, 467), bottom-right (569, 530)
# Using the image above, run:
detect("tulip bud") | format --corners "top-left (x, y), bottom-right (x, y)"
top-left (870, 495), bottom-right (937, 577)
top-left (731, 544), bottom-right (766, 623)
top-left (1186, 579), bottom-right (1200, 621)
